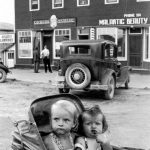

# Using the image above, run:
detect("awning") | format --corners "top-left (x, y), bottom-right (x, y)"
top-left (0, 43), bottom-right (14, 53)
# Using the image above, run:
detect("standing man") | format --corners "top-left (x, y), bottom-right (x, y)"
top-left (41, 45), bottom-right (52, 73)
top-left (33, 47), bottom-right (40, 73)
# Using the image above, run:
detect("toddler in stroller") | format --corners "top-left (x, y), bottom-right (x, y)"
top-left (11, 94), bottom-right (110, 150)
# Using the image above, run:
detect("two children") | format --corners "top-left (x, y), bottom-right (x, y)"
top-left (43, 100), bottom-right (112, 150)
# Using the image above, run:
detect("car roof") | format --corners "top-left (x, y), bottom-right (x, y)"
top-left (61, 39), bottom-right (116, 45)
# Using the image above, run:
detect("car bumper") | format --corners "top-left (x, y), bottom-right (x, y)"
top-left (56, 81), bottom-right (108, 91)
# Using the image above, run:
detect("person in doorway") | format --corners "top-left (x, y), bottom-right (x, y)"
top-left (33, 47), bottom-right (40, 73)
top-left (41, 45), bottom-right (52, 73)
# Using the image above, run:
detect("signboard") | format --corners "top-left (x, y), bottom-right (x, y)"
top-left (50, 15), bottom-right (57, 28)
top-left (99, 13), bottom-right (149, 26)
top-left (34, 18), bottom-right (76, 26)
top-left (0, 34), bottom-right (15, 43)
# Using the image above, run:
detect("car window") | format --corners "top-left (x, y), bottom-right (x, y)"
top-left (104, 44), bottom-right (114, 58)
top-left (68, 45), bottom-right (91, 55)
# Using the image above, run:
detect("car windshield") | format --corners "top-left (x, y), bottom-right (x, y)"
top-left (68, 45), bottom-right (91, 55)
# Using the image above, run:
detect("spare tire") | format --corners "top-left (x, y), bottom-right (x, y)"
top-left (65, 63), bottom-right (91, 89)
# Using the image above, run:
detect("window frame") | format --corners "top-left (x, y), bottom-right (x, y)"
top-left (18, 30), bottom-right (33, 58)
top-left (143, 27), bottom-right (150, 62)
top-left (54, 28), bottom-right (71, 59)
top-left (105, 0), bottom-right (119, 4)
top-left (77, 0), bottom-right (90, 7)
top-left (29, 0), bottom-right (40, 11)
top-left (52, 0), bottom-right (64, 9)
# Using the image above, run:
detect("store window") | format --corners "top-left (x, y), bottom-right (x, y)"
top-left (18, 31), bottom-right (32, 58)
top-left (105, 0), bottom-right (119, 4)
top-left (77, 0), bottom-right (90, 6)
top-left (144, 27), bottom-right (150, 61)
top-left (52, 0), bottom-right (64, 9)
top-left (29, 0), bottom-right (40, 11)
top-left (97, 27), bottom-right (127, 60)
top-left (54, 29), bottom-right (71, 58)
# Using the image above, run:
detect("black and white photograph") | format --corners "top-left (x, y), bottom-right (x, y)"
top-left (0, 0), bottom-right (150, 149)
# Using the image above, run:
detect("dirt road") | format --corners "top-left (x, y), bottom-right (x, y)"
top-left (0, 79), bottom-right (150, 149)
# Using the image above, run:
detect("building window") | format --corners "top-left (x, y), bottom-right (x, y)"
top-left (77, 27), bottom-right (90, 40)
top-left (29, 0), bottom-right (40, 11)
top-left (8, 50), bottom-right (14, 59)
top-left (144, 27), bottom-right (150, 61)
top-left (117, 29), bottom-right (126, 59)
top-left (137, 0), bottom-right (150, 2)
top-left (54, 29), bottom-right (71, 58)
top-left (52, 0), bottom-right (64, 9)
top-left (18, 31), bottom-right (32, 58)
top-left (129, 28), bottom-right (142, 34)
top-left (97, 27), bottom-right (127, 60)
top-left (105, 0), bottom-right (119, 4)
top-left (77, 0), bottom-right (90, 6)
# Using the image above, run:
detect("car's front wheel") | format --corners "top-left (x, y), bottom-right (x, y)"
top-left (58, 88), bottom-right (70, 93)
top-left (104, 75), bottom-right (115, 100)
top-left (0, 69), bottom-right (7, 83)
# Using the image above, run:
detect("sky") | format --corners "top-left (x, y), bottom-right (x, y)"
top-left (0, 0), bottom-right (14, 24)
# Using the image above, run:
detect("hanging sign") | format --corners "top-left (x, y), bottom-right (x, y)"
top-left (50, 15), bottom-right (57, 28)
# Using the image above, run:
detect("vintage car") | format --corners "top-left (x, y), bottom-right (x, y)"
top-left (56, 40), bottom-right (131, 100)
top-left (0, 61), bottom-right (11, 82)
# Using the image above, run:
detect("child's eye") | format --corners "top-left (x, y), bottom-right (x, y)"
top-left (96, 122), bottom-right (102, 125)
top-left (54, 118), bottom-right (59, 121)
top-left (85, 122), bottom-right (91, 125)
top-left (64, 119), bottom-right (70, 122)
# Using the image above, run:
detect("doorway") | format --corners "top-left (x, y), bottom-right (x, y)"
top-left (43, 34), bottom-right (53, 63)
top-left (129, 28), bottom-right (142, 67)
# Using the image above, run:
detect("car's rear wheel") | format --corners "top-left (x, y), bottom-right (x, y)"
top-left (0, 69), bottom-right (7, 83)
top-left (104, 75), bottom-right (115, 100)
top-left (65, 63), bottom-right (91, 89)
top-left (58, 88), bottom-right (70, 93)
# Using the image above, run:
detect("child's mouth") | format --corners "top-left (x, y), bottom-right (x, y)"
top-left (91, 130), bottom-right (97, 135)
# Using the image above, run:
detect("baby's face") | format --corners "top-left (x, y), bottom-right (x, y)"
top-left (51, 107), bottom-right (75, 135)
top-left (83, 113), bottom-right (103, 138)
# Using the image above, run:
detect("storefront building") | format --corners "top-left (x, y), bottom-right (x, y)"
top-left (0, 23), bottom-right (15, 68)
top-left (15, 0), bottom-right (150, 69)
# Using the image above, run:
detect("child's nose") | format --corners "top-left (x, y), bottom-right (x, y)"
top-left (58, 120), bottom-right (64, 126)
top-left (91, 123), bottom-right (96, 128)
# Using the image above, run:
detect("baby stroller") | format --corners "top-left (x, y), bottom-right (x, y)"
top-left (11, 94), bottom-right (144, 150)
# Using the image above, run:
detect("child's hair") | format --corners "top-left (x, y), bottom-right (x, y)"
top-left (77, 105), bottom-right (108, 135)
top-left (51, 100), bottom-right (80, 130)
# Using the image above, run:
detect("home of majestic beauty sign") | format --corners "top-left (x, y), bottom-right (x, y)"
top-left (99, 13), bottom-right (149, 26)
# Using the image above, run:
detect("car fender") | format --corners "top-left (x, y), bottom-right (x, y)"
top-left (116, 66), bottom-right (132, 87)
top-left (0, 63), bottom-right (10, 73)
top-left (101, 69), bottom-right (116, 85)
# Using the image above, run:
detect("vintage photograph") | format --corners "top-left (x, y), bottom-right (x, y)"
top-left (0, 0), bottom-right (150, 150)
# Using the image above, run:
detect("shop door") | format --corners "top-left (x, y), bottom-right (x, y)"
top-left (129, 35), bottom-right (142, 67)
top-left (7, 50), bottom-right (15, 68)
top-left (43, 36), bottom-right (53, 63)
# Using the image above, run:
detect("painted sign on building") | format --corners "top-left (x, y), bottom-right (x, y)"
top-left (0, 34), bottom-right (15, 43)
top-left (99, 13), bottom-right (149, 26)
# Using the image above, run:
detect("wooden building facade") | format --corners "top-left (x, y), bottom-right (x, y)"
top-left (15, 0), bottom-right (150, 69)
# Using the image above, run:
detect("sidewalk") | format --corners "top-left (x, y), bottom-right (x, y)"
top-left (7, 68), bottom-right (150, 89)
